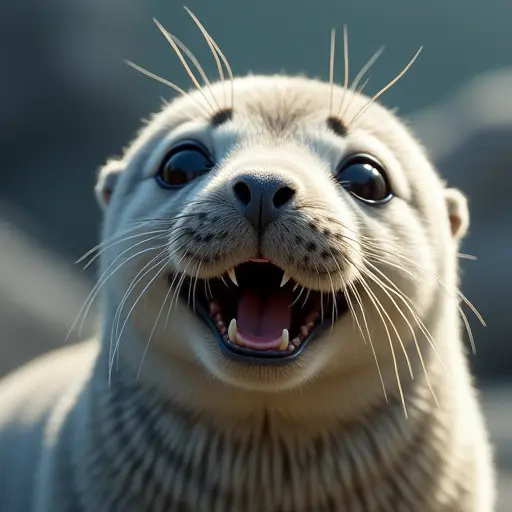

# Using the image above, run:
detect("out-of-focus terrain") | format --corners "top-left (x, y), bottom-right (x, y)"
top-left (1, 1), bottom-right (510, 509)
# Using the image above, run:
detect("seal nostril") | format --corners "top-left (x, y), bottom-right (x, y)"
top-left (233, 181), bottom-right (252, 206)
top-left (272, 186), bottom-right (296, 208)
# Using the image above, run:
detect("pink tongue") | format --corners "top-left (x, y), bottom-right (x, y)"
top-left (237, 290), bottom-right (293, 350)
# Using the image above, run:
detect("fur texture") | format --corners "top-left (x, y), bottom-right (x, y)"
top-left (0, 73), bottom-right (495, 511)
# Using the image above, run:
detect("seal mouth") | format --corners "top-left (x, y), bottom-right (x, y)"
top-left (172, 260), bottom-right (348, 364)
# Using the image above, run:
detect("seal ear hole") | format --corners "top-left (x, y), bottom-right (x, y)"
top-left (95, 159), bottom-right (124, 209)
top-left (444, 188), bottom-right (469, 240)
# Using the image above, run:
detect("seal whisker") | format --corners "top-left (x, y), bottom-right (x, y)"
top-left (363, 258), bottom-right (449, 376)
top-left (289, 285), bottom-right (306, 308)
top-left (110, 255), bottom-right (170, 382)
top-left (79, 239), bottom-right (170, 338)
top-left (111, 235), bottom-right (191, 358)
top-left (190, 259), bottom-right (203, 313)
top-left (360, 263), bottom-right (439, 406)
top-left (329, 28), bottom-right (336, 118)
top-left (358, 277), bottom-right (408, 417)
top-left (153, 18), bottom-right (216, 114)
top-left (165, 252), bottom-right (189, 328)
top-left (111, 235), bottom-right (190, 343)
top-left (324, 265), bottom-right (338, 334)
top-left (327, 247), bottom-right (363, 340)
top-left (137, 257), bottom-right (174, 381)
top-left (340, 46), bottom-right (385, 119)
top-left (311, 210), bottom-right (484, 343)
top-left (359, 269), bottom-right (414, 380)
top-left (82, 229), bottom-right (168, 270)
top-left (166, 33), bottom-right (220, 110)
top-left (184, 7), bottom-right (234, 109)
top-left (336, 24), bottom-right (350, 117)
top-left (124, 59), bottom-right (210, 117)
top-left (76, 220), bottom-right (170, 264)
top-left (66, 235), bottom-right (169, 342)
top-left (350, 281), bottom-right (388, 403)
top-left (347, 47), bottom-right (423, 128)
top-left (110, 248), bottom-right (169, 376)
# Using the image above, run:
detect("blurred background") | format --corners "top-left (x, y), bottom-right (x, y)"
top-left (1, 0), bottom-right (510, 508)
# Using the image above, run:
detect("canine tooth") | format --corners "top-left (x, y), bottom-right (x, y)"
top-left (227, 268), bottom-right (238, 286)
top-left (280, 272), bottom-right (292, 287)
top-left (228, 319), bottom-right (237, 342)
top-left (234, 333), bottom-right (245, 346)
top-left (279, 329), bottom-right (289, 351)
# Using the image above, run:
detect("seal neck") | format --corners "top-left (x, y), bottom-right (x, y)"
top-left (70, 356), bottom-right (457, 511)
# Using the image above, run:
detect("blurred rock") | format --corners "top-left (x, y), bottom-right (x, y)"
top-left (0, 206), bottom-right (95, 377)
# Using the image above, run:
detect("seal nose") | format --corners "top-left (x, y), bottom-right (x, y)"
top-left (232, 173), bottom-right (296, 231)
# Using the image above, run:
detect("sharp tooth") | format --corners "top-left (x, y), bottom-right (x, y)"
top-left (227, 268), bottom-right (238, 286)
top-left (228, 319), bottom-right (237, 342)
top-left (279, 329), bottom-right (289, 351)
top-left (234, 333), bottom-right (244, 346)
top-left (280, 272), bottom-right (292, 287)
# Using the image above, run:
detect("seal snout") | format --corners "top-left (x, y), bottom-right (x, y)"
top-left (232, 173), bottom-right (297, 232)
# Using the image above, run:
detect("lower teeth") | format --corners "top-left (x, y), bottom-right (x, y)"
top-left (210, 301), bottom-right (316, 354)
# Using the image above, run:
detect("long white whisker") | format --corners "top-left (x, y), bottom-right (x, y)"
top-left (110, 256), bottom-right (169, 383)
top-left (359, 278), bottom-right (408, 417)
top-left (341, 46), bottom-right (385, 119)
top-left (124, 60), bottom-right (210, 117)
top-left (360, 264), bottom-right (439, 405)
top-left (136, 259), bottom-right (174, 381)
top-left (165, 33), bottom-right (220, 110)
top-left (336, 24), bottom-right (349, 116)
top-left (184, 6), bottom-right (234, 109)
top-left (153, 18), bottom-right (215, 114)
top-left (110, 249), bottom-right (168, 376)
top-left (329, 28), bottom-right (336, 117)
top-left (66, 234), bottom-right (169, 341)
top-left (348, 47), bottom-right (423, 128)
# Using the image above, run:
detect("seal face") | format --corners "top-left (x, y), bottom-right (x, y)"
top-left (96, 67), bottom-right (462, 396)
top-left (157, 140), bottom-right (394, 363)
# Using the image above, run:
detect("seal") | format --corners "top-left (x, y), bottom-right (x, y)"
top-left (0, 10), bottom-right (495, 511)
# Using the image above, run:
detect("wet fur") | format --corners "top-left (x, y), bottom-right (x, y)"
top-left (0, 19), bottom-right (495, 512)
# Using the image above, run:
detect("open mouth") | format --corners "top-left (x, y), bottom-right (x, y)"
top-left (173, 261), bottom-right (348, 364)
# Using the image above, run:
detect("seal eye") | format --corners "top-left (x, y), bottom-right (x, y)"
top-left (156, 141), bottom-right (213, 189)
top-left (336, 154), bottom-right (392, 204)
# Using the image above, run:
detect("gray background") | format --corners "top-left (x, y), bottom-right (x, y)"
top-left (1, 0), bottom-right (511, 509)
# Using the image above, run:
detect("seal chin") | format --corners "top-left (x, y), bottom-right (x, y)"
top-left (171, 261), bottom-right (348, 365)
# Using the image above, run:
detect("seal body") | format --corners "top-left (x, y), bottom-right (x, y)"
top-left (0, 71), bottom-right (495, 511)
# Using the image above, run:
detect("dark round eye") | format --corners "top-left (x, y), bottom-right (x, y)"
top-left (156, 141), bottom-right (213, 189)
top-left (336, 154), bottom-right (392, 204)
